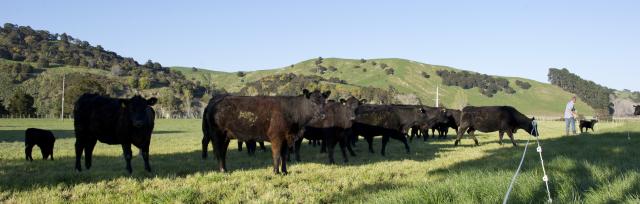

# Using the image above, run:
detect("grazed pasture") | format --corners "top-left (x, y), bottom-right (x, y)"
top-left (0, 119), bottom-right (638, 203)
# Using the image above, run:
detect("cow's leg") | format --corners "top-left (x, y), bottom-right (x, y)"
top-left (216, 137), bottom-right (231, 172)
top-left (338, 136), bottom-right (349, 163)
top-left (320, 136), bottom-right (327, 153)
top-left (507, 130), bottom-right (517, 147)
top-left (141, 145), bottom-right (152, 172)
top-left (121, 143), bottom-right (133, 174)
top-left (327, 135), bottom-right (337, 164)
top-left (84, 139), bottom-right (97, 170)
top-left (279, 140), bottom-right (289, 175)
top-left (74, 139), bottom-right (84, 171)
top-left (381, 135), bottom-right (390, 156)
top-left (237, 140), bottom-right (243, 152)
top-left (201, 135), bottom-right (210, 159)
top-left (345, 132), bottom-right (356, 157)
top-left (469, 131), bottom-right (479, 146)
top-left (294, 138), bottom-right (303, 162)
top-left (259, 141), bottom-right (266, 152)
top-left (454, 126), bottom-right (469, 146)
top-left (365, 136), bottom-right (375, 153)
top-left (25, 144), bottom-right (34, 161)
top-left (247, 140), bottom-right (256, 156)
top-left (397, 133), bottom-right (411, 154)
top-left (498, 131), bottom-right (505, 145)
top-left (270, 138), bottom-right (283, 174)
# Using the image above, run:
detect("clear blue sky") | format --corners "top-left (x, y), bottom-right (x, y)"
top-left (2, 1), bottom-right (639, 90)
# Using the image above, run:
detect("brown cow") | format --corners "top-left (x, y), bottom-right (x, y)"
top-left (202, 89), bottom-right (330, 174)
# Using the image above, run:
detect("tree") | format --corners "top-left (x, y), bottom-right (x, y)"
top-left (138, 77), bottom-right (151, 89)
top-left (237, 71), bottom-right (246, 77)
top-left (128, 77), bottom-right (138, 89)
top-left (421, 71), bottom-right (430, 78)
top-left (385, 68), bottom-right (395, 75)
top-left (8, 91), bottom-right (36, 116)
top-left (0, 47), bottom-right (11, 59)
top-left (37, 56), bottom-right (49, 68)
top-left (0, 99), bottom-right (8, 115)
top-left (360, 58), bottom-right (366, 63)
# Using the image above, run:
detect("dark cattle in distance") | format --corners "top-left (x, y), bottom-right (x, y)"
top-left (294, 96), bottom-right (362, 164)
top-left (25, 128), bottom-right (56, 161)
top-left (202, 89), bottom-right (330, 174)
top-left (426, 109), bottom-right (462, 140)
top-left (579, 119), bottom-right (598, 133)
top-left (634, 105), bottom-right (640, 116)
top-left (74, 94), bottom-right (157, 173)
top-left (351, 104), bottom-right (448, 156)
top-left (455, 106), bottom-right (538, 147)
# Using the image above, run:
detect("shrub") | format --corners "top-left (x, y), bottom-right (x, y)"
top-left (515, 80), bottom-right (532, 89)
top-left (385, 68), bottom-right (395, 75)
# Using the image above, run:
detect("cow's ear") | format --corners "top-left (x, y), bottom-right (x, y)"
top-left (303, 89), bottom-right (311, 98)
top-left (420, 108), bottom-right (426, 113)
top-left (340, 98), bottom-right (347, 104)
top-left (322, 91), bottom-right (331, 98)
top-left (360, 99), bottom-right (367, 104)
top-left (147, 97), bottom-right (158, 106)
top-left (532, 117), bottom-right (536, 121)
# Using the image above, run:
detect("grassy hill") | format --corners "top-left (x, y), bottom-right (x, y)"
top-left (173, 58), bottom-right (594, 117)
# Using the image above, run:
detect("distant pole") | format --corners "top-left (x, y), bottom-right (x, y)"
top-left (61, 74), bottom-right (65, 121)
top-left (435, 85), bottom-right (439, 108)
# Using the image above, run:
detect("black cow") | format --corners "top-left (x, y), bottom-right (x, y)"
top-left (74, 94), bottom-right (157, 173)
top-left (634, 105), bottom-right (640, 116)
top-left (351, 105), bottom-right (448, 156)
top-left (433, 109), bottom-right (462, 139)
top-left (293, 97), bottom-right (361, 163)
top-left (25, 128), bottom-right (56, 161)
top-left (454, 106), bottom-right (538, 147)
top-left (202, 89), bottom-right (330, 174)
top-left (579, 119), bottom-right (598, 133)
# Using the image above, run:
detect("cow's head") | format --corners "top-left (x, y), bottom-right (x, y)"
top-left (417, 107), bottom-right (449, 130)
top-left (302, 89), bottom-right (331, 122)
top-left (527, 117), bottom-right (539, 137)
top-left (634, 105), bottom-right (640, 116)
top-left (41, 141), bottom-right (54, 160)
top-left (340, 96), bottom-right (362, 121)
top-left (120, 95), bottom-right (158, 128)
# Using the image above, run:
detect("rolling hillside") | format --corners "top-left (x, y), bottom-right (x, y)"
top-left (173, 58), bottom-right (594, 117)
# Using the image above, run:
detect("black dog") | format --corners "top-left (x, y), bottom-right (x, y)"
top-left (25, 128), bottom-right (56, 161)
top-left (579, 120), bottom-right (598, 133)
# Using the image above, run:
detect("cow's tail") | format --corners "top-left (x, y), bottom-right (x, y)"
top-left (202, 94), bottom-right (228, 159)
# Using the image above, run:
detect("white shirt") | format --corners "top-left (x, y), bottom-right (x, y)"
top-left (564, 100), bottom-right (575, 119)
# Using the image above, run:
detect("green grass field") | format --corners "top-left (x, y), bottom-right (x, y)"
top-left (1, 119), bottom-right (638, 203)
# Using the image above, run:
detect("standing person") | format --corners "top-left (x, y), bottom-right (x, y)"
top-left (564, 96), bottom-right (578, 135)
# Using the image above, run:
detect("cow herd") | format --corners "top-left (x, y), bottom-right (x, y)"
top-left (24, 90), bottom-right (544, 175)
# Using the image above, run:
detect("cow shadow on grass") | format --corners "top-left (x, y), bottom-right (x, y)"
top-left (0, 136), bottom-right (453, 191)
top-left (0, 130), bottom-right (75, 142)
top-left (428, 131), bottom-right (640, 203)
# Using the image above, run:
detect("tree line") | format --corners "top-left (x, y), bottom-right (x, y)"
top-left (548, 68), bottom-right (614, 117)
top-left (435, 69), bottom-right (518, 97)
